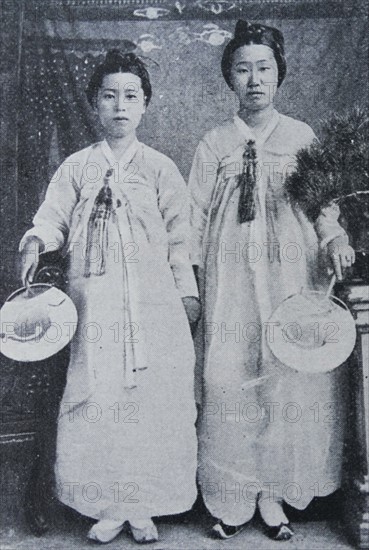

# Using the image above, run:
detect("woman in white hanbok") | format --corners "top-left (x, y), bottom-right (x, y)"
top-left (20, 50), bottom-right (200, 544)
top-left (189, 20), bottom-right (355, 541)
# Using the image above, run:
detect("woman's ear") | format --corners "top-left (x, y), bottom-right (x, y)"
top-left (91, 94), bottom-right (98, 113)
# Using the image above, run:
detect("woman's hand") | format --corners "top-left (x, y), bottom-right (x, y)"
top-left (327, 235), bottom-right (355, 280)
top-left (20, 236), bottom-right (44, 286)
top-left (182, 296), bottom-right (201, 324)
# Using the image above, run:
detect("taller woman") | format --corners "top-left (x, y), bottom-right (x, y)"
top-left (189, 21), bottom-right (354, 541)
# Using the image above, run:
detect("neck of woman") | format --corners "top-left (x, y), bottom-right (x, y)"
top-left (238, 104), bottom-right (275, 130)
top-left (106, 133), bottom-right (137, 160)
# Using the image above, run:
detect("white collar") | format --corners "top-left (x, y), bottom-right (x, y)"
top-left (101, 137), bottom-right (140, 168)
top-left (233, 110), bottom-right (280, 147)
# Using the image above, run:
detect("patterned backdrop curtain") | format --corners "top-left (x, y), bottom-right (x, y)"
top-left (17, 13), bottom-right (368, 238)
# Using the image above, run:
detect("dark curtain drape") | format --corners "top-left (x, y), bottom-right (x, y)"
top-left (18, 36), bottom-right (136, 235)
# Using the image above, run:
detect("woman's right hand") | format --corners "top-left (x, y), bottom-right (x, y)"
top-left (20, 236), bottom-right (44, 286)
top-left (327, 235), bottom-right (355, 281)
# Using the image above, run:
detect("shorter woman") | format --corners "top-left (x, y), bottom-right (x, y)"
top-left (20, 50), bottom-right (200, 544)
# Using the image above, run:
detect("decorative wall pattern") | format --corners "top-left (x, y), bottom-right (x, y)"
top-left (26, 0), bottom-right (360, 21)
top-left (18, 14), bottom-right (368, 231)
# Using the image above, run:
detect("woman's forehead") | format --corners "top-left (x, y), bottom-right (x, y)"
top-left (101, 72), bottom-right (142, 89)
top-left (232, 44), bottom-right (275, 64)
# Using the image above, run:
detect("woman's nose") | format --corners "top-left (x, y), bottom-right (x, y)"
top-left (115, 93), bottom-right (126, 110)
top-left (249, 68), bottom-right (261, 86)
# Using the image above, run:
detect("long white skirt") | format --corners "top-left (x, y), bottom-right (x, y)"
top-left (197, 185), bottom-right (347, 525)
top-left (55, 220), bottom-right (198, 521)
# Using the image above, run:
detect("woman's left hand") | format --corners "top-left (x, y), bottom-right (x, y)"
top-left (182, 296), bottom-right (201, 324)
top-left (327, 235), bottom-right (355, 280)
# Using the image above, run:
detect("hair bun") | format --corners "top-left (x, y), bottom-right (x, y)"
top-left (105, 49), bottom-right (125, 64)
top-left (105, 43), bottom-right (137, 63)
top-left (234, 19), bottom-right (251, 40)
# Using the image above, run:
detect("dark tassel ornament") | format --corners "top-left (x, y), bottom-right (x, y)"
top-left (84, 168), bottom-right (114, 277)
top-left (238, 140), bottom-right (258, 223)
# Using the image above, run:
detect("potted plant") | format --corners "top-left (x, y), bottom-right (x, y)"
top-left (286, 107), bottom-right (369, 282)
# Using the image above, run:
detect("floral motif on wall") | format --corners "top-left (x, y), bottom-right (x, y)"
top-left (137, 34), bottom-right (162, 53)
top-left (195, 0), bottom-right (236, 15)
top-left (193, 23), bottom-right (232, 45)
top-left (169, 23), bottom-right (231, 46)
top-left (133, 7), bottom-right (170, 19)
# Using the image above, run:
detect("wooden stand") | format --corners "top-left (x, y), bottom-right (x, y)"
top-left (339, 282), bottom-right (369, 549)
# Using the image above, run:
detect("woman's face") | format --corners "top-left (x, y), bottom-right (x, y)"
top-left (96, 72), bottom-right (146, 139)
top-left (230, 44), bottom-right (278, 111)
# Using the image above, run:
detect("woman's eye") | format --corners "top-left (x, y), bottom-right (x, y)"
top-left (126, 94), bottom-right (138, 100)
top-left (236, 69), bottom-right (249, 74)
top-left (103, 93), bottom-right (115, 99)
top-left (260, 67), bottom-right (271, 72)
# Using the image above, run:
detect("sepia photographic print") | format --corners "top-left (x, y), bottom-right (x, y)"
top-left (0, 0), bottom-right (368, 549)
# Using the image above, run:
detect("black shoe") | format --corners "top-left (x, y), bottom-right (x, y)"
top-left (24, 499), bottom-right (50, 537)
top-left (212, 520), bottom-right (248, 539)
top-left (24, 476), bottom-right (50, 537)
top-left (265, 523), bottom-right (294, 541)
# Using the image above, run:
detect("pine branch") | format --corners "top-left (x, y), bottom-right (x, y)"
top-left (333, 190), bottom-right (369, 203)
top-left (285, 106), bottom-right (369, 223)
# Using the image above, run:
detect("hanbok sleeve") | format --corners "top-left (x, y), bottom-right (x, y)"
top-left (188, 138), bottom-right (219, 267)
top-left (19, 159), bottom-right (80, 253)
top-left (157, 159), bottom-right (199, 298)
top-left (314, 202), bottom-right (348, 248)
